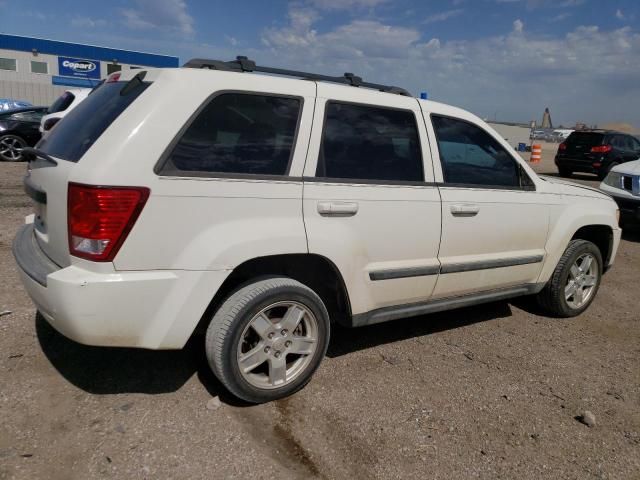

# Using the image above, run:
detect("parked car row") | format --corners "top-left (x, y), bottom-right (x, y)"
top-left (0, 89), bottom-right (90, 162)
top-left (554, 130), bottom-right (640, 226)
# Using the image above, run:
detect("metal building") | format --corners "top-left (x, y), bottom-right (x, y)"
top-left (0, 33), bottom-right (179, 106)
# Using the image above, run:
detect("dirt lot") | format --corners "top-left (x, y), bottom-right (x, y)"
top-left (1, 145), bottom-right (639, 479)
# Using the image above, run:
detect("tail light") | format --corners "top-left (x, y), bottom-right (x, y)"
top-left (43, 117), bottom-right (61, 131)
top-left (558, 143), bottom-right (567, 151)
top-left (591, 145), bottom-right (612, 153)
top-left (107, 73), bottom-right (121, 83)
top-left (68, 183), bottom-right (149, 262)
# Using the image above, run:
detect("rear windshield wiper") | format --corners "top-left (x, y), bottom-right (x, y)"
top-left (22, 147), bottom-right (58, 166)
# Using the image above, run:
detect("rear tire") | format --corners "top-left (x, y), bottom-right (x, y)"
top-left (0, 134), bottom-right (27, 162)
top-left (558, 167), bottom-right (572, 178)
top-left (598, 162), bottom-right (618, 181)
top-left (205, 277), bottom-right (330, 403)
top-left (536, 240), bottom-right (603, 318)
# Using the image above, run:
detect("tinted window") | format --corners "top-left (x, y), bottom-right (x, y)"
top-left (163, 93), bottom-right (301, 176)
top-left (31, 61), bottom-right (48, 74)
top-left (318, 102), bottom-right (423, 182)
top-left (39, 81), bottom-right (149, 162)
top-left (432, 115), bottom-right (522, 187)
top-left (566, 132), bottom-right (604, 146)
top-left (48, 92), bottom-right (75, 114)
top-left (0, 58), bottom-right (16, 71)
top-left (107, 64), bottom-right (122, 75)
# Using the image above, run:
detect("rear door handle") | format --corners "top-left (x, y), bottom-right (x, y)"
top-left (317, 201), bottom-right (359, 217)
top-left (450, 204), bottom-right (480, 216)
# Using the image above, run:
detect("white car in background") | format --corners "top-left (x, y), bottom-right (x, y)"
top-left (600, 159), bottom-right (640, 224)
top-left (40, 88), bottom-right (90, 136)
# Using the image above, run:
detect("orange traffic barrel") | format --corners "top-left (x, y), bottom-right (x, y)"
top-left (530, 144), bottom-right (542, 163)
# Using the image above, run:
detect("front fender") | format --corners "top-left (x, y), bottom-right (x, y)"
top-left (538, 197), bottom-right (620, 284)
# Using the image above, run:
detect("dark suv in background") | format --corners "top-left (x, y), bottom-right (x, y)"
top-left (555, 130), bottom-right (640, 179)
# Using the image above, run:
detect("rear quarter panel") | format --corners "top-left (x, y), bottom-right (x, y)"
top-left (67, 69), bottom-right (315, 272)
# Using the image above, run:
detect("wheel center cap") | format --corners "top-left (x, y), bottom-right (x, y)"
top-left (272, 337), bottom-right (286, 350)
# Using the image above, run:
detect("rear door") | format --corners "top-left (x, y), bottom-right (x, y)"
top-left (302, 85), bottom-right (441, 318)
top-left (26, 78), bottom-right (150, 267)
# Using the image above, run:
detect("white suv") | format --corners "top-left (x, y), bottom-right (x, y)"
top-left (14, 57), bottom-right (621, 403)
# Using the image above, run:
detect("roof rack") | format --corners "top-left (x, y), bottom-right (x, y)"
top-left (183, 56), bottom-right (411, 97)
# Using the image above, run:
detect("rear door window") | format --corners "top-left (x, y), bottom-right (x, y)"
top-left (39, 80), bottom-right (149, 162)
top-left (317, 102), bottom-right (423, 182)
top-left (160, 93), bottom-right (302, 176)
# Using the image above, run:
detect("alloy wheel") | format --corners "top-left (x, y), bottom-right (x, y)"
top-left (236, 301), bottom-right (318, 389)
top-left (565, 253), bottom-right (598, 309)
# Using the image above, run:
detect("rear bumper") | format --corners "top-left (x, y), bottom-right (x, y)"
top-left (13, 223), bottom-right (229, 349)
top-left (555, 156), bottom-right (601, 174)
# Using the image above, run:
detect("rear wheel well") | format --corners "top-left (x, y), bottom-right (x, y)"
top-left (571, 225), bottom-right (613, 266)
top-left (194, 254), bottom-right (352, 336)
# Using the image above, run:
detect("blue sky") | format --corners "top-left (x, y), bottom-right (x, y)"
top-left (2, 0), bottom-right (639, 127)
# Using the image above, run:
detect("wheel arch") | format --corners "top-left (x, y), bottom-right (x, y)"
top-left (192, 253), bottom-right (353, 338)
top-left (539, 213), bottom-right (616, 285)
top-left (571, 224), bottom-right (614, 267)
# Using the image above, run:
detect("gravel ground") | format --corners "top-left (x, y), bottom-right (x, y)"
top-left (1, 146), bottom-right (639, 479)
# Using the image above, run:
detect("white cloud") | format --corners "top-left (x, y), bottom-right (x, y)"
top-left (424, 9), bottom-right (464, 24)
top-left (550, 12), bottom-right (571, 22)
top-left (71, 16), bottom-right (107, 28)
top-left (308, 0), bottom-right (389, 10)
top-left (258, 12), bottom-right (640, 126)
top-left (616, 9), bottom-right (625, 20)
top-left (122, 0), bottom-right (194, 36)
top-left (513, 19), bottom-right (524, 33)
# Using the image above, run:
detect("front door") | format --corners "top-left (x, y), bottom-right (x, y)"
top-left (424, 110), bottom-right (551, 299)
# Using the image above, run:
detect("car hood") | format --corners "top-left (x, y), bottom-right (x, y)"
top-left (612, 159), bottom-right (640, 175)
top-left (538, 175), bottom-right (612, 200)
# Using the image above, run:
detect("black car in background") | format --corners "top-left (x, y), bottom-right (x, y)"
top-left (555, 130), bottom-right (640, 180)
top-left (0, 107), bottom-right (47, 162)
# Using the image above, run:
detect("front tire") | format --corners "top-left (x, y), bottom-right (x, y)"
top-left (537, 240), bottom-right (603, 317)
top-left (205, 277), bottom-right (330, 403)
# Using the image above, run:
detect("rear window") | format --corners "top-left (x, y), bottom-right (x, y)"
top-left (566, 132), bottom-right (604, 146)
top-left (39, 80), bottom-right (149, 162)
top-left (47, 92), bottom-right (75, 114)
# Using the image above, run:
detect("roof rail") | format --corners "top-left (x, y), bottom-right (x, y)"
top-left (183, 56), bottom-right (411, 97)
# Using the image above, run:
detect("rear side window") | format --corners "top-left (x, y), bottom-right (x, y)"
top-left (47, 92), bottom-right (75, 114)
top-left (161, 93), bottom-right (301, 176)
top-left (317, 102), bottom-right (423, 182)
top-left (432, 115), bottom-right (522, 188)
top-left (39, 81), bottom-right (149, 162)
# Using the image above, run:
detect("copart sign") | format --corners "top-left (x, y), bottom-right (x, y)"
top-left (58, 57), bottom-right (101, 79)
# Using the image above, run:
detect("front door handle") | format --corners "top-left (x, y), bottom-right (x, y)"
top-left (450, 204), bottom-right (480, 216)
top-left (317, 201), bottom-right (359, 217)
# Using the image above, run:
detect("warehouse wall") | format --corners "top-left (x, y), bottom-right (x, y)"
top-left (0, 50), bottom-right (66, 106)
top-left (0, 48), bottom-right (146, 107)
